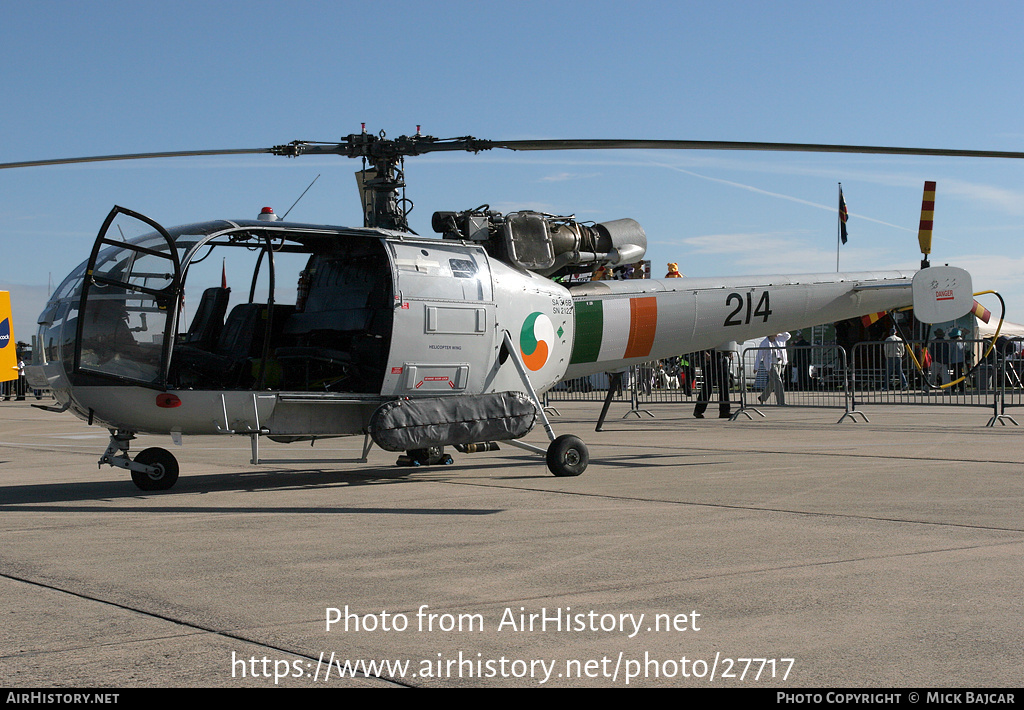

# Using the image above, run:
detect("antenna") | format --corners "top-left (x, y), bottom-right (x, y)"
top-left (281, 174), bottom-right (321, 220)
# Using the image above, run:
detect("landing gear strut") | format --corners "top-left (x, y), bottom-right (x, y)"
top-left (500, 330), bottom-right (590, 477)
top-left (99, 429), bottom-right (180, 491)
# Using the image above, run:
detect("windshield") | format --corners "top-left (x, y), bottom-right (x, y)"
top-left (49, 209), bottom-right (396, 394)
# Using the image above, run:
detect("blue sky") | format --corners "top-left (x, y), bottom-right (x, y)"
top-left (3, 0), bottom-right (1024, 338)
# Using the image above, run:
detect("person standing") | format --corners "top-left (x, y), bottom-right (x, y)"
top-left (14, 350), bottom-right (26, 401)
top-left (675, 354), bottom-right (695, 396)
top-left (948, 329), bottom-right (969, 391)
top-left (693, 348), bottom-right (732, 418)
top-left (755, 332), bottom-right (790, 404)
top-left (792, 331), bottom-right (811, 391)
top-left (883, 328), bottom-right (908, 390)
top-left (930, 328), bottom-right (949, 386)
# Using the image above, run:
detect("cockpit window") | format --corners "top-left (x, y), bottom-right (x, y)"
top-left (91, 233), bottom-right (177, 292)
top-left (389, 243), bottom-right (491, 301)
top-left (449, 258), bottom-right (477, 279)
top-left (78, 286), bottom-right (169, 383)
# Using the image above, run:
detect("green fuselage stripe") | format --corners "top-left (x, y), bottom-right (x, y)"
top-left (570, 300), bottom-right (603, 364)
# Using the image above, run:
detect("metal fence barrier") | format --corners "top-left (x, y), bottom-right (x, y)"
top-left (992, 337), bottom-right (1024, 423)
top-left (737, 345), bottom-right (853, 421)
top-left (546, 347), bottom-right (852, 421)
top-left (850, 338), bottom-right (991, 406)
top-left (0, 372), bottom-right (48, 402)
top-left (848, 338), bottom-right (1024, 426)
top-left (546, 372), bottom-right (627, 403)
top-left (544, 338), bottom-right (1024, 427)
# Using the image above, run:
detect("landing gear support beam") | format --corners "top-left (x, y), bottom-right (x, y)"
top-left (501, 331), bottom-right (589, 476)
top-left (99, 429), bottom-right (142, 473)
top-left (99, 429), bottom-right (180, 491)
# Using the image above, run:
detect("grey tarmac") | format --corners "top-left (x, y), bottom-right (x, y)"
top-left (0, 399), bottom-right (1021, 687)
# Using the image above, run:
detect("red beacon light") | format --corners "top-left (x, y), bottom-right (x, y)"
top-left (155, 393), bottom-right (181, 408)
top-left (257, 206), bottom-right (279, 222)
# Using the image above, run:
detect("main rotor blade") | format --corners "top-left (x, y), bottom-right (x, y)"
top-left (6, 136), bottom-right (1024, 171)
top-left (0, 147), bottom-right (274, 170)
top-left (488, 139), bottom-right (1024, 160)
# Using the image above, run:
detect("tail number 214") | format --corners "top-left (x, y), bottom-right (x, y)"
top-left (724, 291), bottom-right (772, 327)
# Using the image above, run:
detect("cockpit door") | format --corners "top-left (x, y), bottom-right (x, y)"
top-left (75, 206), bottom-right (182, 388)
top-left (382, 241), bottom-right (495, 395)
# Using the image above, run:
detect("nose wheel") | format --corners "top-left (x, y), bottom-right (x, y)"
top-left (130, 448), bottom-right (180, 491)
top-left (99, 430), bottom-right (181, 491)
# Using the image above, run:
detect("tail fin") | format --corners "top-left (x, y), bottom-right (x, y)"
top-left (0, 291), bottom-right (18, 383)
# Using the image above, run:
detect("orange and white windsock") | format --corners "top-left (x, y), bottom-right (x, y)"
top-left (918, 181), bottom-right (936, 257)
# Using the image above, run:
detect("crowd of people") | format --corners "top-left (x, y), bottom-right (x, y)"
top-left (881, 327), bottom-right (1024, 391)
top-left (633, 332), bottom-right (794, 420)
top-left (610, 320), bottom-right (1024, 423)
top-left (1, 344), bottom-right (42, 401)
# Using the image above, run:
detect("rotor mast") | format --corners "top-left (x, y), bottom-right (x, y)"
top-left (271, 129), bottom-right (495, 231)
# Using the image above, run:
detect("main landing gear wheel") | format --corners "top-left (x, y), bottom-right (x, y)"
top-left (131, 447), bottom-right (179, 491)
top-left (546, 434), bottom-right (589, 477)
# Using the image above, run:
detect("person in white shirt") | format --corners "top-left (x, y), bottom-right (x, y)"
top-left (754, 332), bottom-right (790, 404)
top-left (883, 329), bottom-right (908, 390)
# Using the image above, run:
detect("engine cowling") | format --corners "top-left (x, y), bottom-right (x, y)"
top-left (432, 208), bottom-right (646, 277)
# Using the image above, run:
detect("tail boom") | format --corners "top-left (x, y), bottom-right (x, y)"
top-left (563, 270), bottom-right (916, 379)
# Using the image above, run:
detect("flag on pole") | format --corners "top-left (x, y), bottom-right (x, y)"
top-left (839, 188), bottom-right (849, 244)
top-left (221, 258), bottom-right (228, 289)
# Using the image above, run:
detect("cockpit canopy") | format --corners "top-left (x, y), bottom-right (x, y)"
top-left (38, 207), bottom-right (396, 393)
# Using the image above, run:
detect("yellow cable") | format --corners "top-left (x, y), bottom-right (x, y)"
top-left (928, 290), bottom-right (1003, 390)
top-left (898, 291), bottom-right (1003, 389)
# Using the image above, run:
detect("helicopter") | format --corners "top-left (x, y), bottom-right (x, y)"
top-left (4, 128), bottom-right (997, 491)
